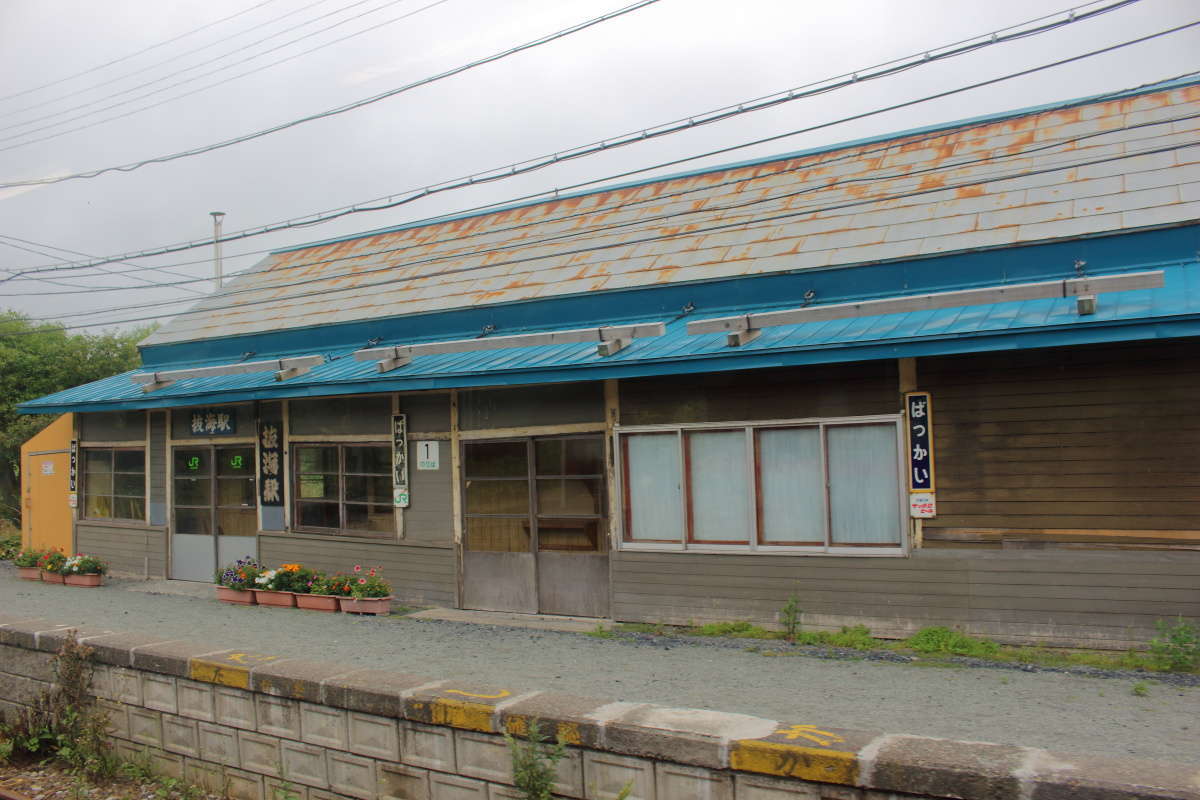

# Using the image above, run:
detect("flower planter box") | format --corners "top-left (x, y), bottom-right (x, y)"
top-left (216, 586), bottom-right (257, 605)
top-left (17, 566), bottom-right (40, 581)
top-left (295, 594), bottom-right (340, 613)
top-left (253, 589), bottom-right (296, 608)
top-left (64, 574), bottom-right (103, 587)
top-left (339, 596), bottom-right (392, 615)
top-left (41, 571), bottom-right (65, 584)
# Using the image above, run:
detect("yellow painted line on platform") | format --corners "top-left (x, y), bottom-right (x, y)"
top-left (445, 689), bottom-right (512, 699)
top-left (504, 715), bottom-right (583, 746)
top-left (429, 697), bottom-right (496, 732)
top-left (730, 739), bottom-right (858, 785)
top-left (189, 652), bottom-right (279, 689)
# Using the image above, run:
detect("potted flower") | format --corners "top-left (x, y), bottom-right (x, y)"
top-left (13, 550), bottom-right (44, 581)
top-left (62, 554), bottom-right (107, 587)
top-left (37, 549), bottom-right (67, 583)
top-left (253, 565), bottom-right (297, 607)
top-left (214, 558), bottom-right (260, 605)
top-left (294, 571), bottom-right (340, 613)
top-left (339, 565), bottom-right (392, 615)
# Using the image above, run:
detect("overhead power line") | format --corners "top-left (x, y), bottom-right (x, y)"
top-left (0, 234), bottom-right (207, 295)
top-left (0, 0), bottom-right (450, 145)
top-left (0, 1), bottom-right (1153, 299)
top-left (18, 116), bottom-right (1197, 329)
top-left (10, 99), bottom-right (1194, 304)
top-left (0, 3), bottom-right (1183, 286)
top-left (0, 0), bottom-right (660, 160)
top-left (0, 0), bottom-right (280, 103)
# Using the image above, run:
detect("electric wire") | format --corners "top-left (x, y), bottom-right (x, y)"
top-left (11, 100), bottom-right (1195, 305)
top-left (0, 235), bottom-right (208, 295)
top-left (0, 0), bottom-right (1131, 189)
top-left (0, 0), bottom-right (658, 157)
top-left (0, 0), bottom-right (280, 103)
top-left (0, 0), bottom-right (447, 144)
top-left (2, 12), bottom-right (1190, 293)
top-left (19, 130), bottom-right (1198, 332)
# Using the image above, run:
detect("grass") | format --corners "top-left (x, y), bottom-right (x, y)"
top-left (604, 620), bottom-right (1197, 674)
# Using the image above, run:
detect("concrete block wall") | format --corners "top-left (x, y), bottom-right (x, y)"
top-left (1, 615), bottom-right (1197, 800)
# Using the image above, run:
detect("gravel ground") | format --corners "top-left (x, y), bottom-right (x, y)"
top-left (2, 566), bottom-right (1196, 765)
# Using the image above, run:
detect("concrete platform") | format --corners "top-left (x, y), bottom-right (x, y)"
top-left (407, 607), bottom-right (612, 633)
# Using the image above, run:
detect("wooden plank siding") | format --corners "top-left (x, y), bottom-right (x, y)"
top-left (76, 522), bottom-right (166, 578)
top-left (920, 340), bottom-right (1200, 543)
top-left (610, 549), bottom-right (1200, 648)
top-left (258, 535), bottom-right (455, 606)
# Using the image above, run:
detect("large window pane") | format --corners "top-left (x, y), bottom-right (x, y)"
top-left (297, 474), bottom-right (337, 500)
top-left (535, 438), bottom-right (603, 476)
top-left (758, 428), bottom-right (825, 544)
top-left (624, 433), bottom-right (682, 542)
top-left (85, 450), bottom-right (112, 474)
top-left (217, 448), bottom-right (254, 476)
top-left (465, 480), bottom-right (529, 515)
top-left (175, 507), bottom-right (211, 535)
top-left (218, 509), bottom-right (257, 536)
top-left (297, 501), bottom-right (340, 529)
top-left (173, 477), bottom-right (211, 506)
top-left (346, 503), bottom-right (394, 533)
top-left (114, 497), bottom-right (145, 521)
top-left (114, 450), bottom-right (145, 472)
top-left (85, 472), bottom-right (113, 497)
top-left (687, 430), bottom-right (750, 543)
top-left (536, 479), bottom-right (603, 516)
top-left (345, 475), bottom-right (392, 504)
top-left (114, 473), bottom-right (145, 497)
top-left (465, 518), bottom-right (530, 552)
top-left (464, 441), bottom-right (527, 478)
top-left (827, 424), bottom-right (901, 545)
top-left (538, 519), bottom-right (601, 551)
top-left (218, 478), bottom-right (256, 507)
top-left (174, 449), bottom-right (209, 476)
top-left (296, 446), bottom-right (338, 474)
top-left (85, 495), bottom-right (111, 518)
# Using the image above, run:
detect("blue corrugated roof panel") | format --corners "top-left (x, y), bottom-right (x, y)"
top-left (21, 260), bottom-right (1200, 414)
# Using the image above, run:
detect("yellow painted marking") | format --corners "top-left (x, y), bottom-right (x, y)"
top-left (731, 739), bottom-right (858, 785)
top-left (430, 698), bottom-right (495, 732)
top-left (778, 724), bottom-right (845, 746)
top-left (505, 716), bottom-right (583, 746)
top-left (444, 689), bottom-right (512, 700)
top-left (225, 652), bottom-right (279, 665)
top-left (190, 660), bottom-right (249, 690)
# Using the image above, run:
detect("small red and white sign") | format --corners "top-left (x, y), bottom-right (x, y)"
top-left (910, 492), bottom-right (936, 519)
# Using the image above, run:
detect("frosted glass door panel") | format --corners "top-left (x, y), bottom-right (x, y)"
top-left (625, 434), bottom-right (682, 541)
top-left (687, 431), bottom-right (750, 543)
top-left (827, 424), bottom-right (901, 544)
top-left (758, 428), bottom-right (824, 543)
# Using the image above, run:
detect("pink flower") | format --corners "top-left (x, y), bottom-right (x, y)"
top-left (353, 565), bottom-right (362, 573)
top-left (358, 578), bottom-right (366, 585)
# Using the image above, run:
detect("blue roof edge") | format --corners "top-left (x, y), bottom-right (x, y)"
top-left (268, 73), bottom-right (1200, 256)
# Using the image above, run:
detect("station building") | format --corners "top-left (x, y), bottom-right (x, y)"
top-left (21, 77), bottom-right (1200, 648)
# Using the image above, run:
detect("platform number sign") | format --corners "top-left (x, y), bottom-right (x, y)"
top-left (905, 391), bottom-right (936, 518)
top-left (393, 414), bottom-right (410, 508)
top-left (416, 441), bottom-right (440, 470)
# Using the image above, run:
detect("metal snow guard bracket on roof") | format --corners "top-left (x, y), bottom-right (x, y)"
top-left (132, 354), bottom-right (326, 393)
top-left (687, 271), bottom-right (1166, 346)
top-left (355, 322), bottom-right (667, 373)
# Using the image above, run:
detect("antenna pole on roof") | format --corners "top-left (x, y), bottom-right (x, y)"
top-left (210, 211), bottom-right (226, 290)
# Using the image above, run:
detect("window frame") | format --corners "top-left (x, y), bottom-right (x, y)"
top-left (290, 441), bottom-right (396, 539)
top-left (615, 414), bottom-right (907, 556)
top-left (80, 446), bottom-right (147, 523)
top-left (170, 444), bottom-right (257, 537)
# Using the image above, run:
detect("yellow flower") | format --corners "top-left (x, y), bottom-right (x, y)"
top-left (281, 563), bottom-right (302, 572)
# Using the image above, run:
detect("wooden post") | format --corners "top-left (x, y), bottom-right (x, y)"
top-left (449, 389), bottom-right (463, 609)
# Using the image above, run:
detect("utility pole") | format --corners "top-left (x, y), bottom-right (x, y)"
top-left (210, 211), bottom-right (226, 290)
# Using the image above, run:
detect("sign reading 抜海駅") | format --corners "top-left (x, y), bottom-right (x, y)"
top-left (905, 391), bottom-right (936, 518)
top-left (258, 416), bottom-right (283, 507)
top-left (393, 414), bottom-right (410, 508)
top-left (187, 407), bottom-right (237, 436)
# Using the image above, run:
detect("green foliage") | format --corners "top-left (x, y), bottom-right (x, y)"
top-left (0, 311), bottom-right (152, 526)
top-left (0, 632), bottom-right (117, 778)
top-left (62, 553), bottom-right (107, 575)
top-left (348, 564), bottom-right (391, 598)
top-left (0, 530), bottom-right (20, 560)
top-left (13, 548), bottom-right (42, 567)
top-left (1149, 616), bottom-right (1200, 671)
top-left (215, 557), bottom-right (261, 589)
top-left (690, 620), bottom-right (777, 638)
top-left (779, 595), bottom-right (802, 642)
top-left (306, 572), bottom-right (339, 596)
top-left (270, 779), bottom-right (303, 800)
top-left (585, 623), bottom-right (616, 638)
top-left (505, 720), bottom-right (567, 800)
top-left (36, 548), bottom-right (67, 574)
top-left (905, 626), bottom-right (1001, 658)
top-left (1131, 681), bottom-right (1150, 697)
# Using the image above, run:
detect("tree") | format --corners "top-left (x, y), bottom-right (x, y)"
top-left (0, 312), bottom-right (152, 525)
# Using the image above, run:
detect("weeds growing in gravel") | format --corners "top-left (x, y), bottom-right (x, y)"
top-left (779, 595), bottom-right (802, 642)
top-left (505, 719), bottom-right (567, 800)
top-left (1131, 681), bottom-right (1151, 697)
top-left (1149, 617), bottom-right (1200, 671)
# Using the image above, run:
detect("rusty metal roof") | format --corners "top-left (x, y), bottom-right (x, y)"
top-left (143, 78), bottom-right (1200, 347)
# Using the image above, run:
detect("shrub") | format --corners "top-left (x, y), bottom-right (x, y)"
top-left (779, 595), bottom-right (802, 642)
top-left (504, 720), bottom-right (566, 800)
top-left (273, 564), bottom-right (315, 593)
top-left (0, 533), bottom-right (21, 561)
top-left (906, 626), bottom-right (1000, 658)
top-left (13, 549), bottom-right (43, 568)
top-left (1149, 617), bottom-right (1200, 672)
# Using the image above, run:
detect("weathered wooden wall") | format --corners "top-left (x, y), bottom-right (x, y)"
top-left (610, 549), bottom-right (1200, 648)
top-left (258, 535), bottom-right (455, 606)
top-left (920, 340), bottom-right (1200, 547)
top-left (75, 522), bottom-right (167, 578)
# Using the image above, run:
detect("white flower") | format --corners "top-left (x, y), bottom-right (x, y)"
top-left (255, 569), bottom-right (277, 586)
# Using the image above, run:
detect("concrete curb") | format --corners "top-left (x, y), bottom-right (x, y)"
top-left (2, 613), bottom-right (1198, 800)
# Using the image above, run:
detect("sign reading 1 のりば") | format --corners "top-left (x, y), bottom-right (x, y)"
top-left (905, 391), bottom-right (936, 518)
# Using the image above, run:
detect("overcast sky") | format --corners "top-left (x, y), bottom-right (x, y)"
top-left (0, 0), bottom-right (1196, 334)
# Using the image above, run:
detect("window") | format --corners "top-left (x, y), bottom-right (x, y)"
top-left (293, 444), bottom-right (393, 537)
top-left (619, 417), bottom-right (903, 552)
top-left (173, 446), bottom-right (256, 536)
top-left (83, 448), bottom-right (146, 521)
top-left (463, 436), bottom-right (606, 553)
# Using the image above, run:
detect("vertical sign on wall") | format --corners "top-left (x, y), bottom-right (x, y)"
top-left (258, 416), bottom-right (283, 507)
top-left (905, 391), bottom-right (936, 518)
top-left (68, 439), bottom-right (78, 508)
top-left (393, 414), bottom-right (410, 508)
